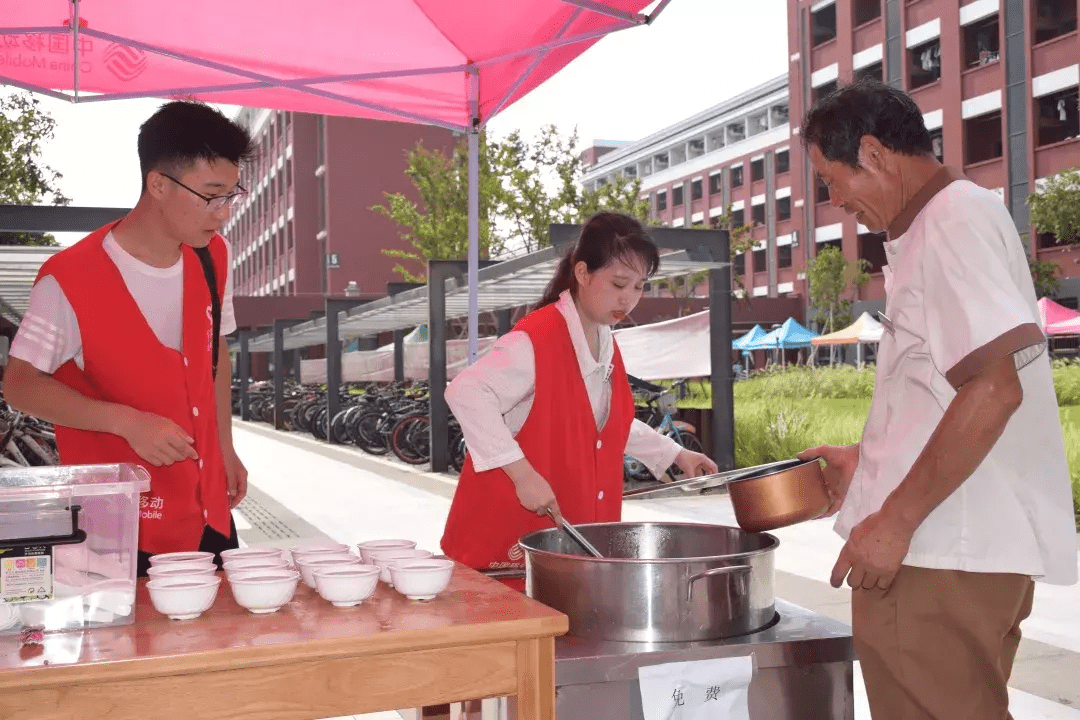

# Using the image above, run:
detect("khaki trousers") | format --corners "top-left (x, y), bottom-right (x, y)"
top-left (852, 565), bottom-right (1034, 720)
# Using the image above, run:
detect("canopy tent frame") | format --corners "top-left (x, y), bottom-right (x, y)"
top-left (3, 0), bottom-right (677, 367)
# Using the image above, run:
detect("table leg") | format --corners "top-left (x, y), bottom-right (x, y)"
top-left (515, 637), bottom-right (555, 720)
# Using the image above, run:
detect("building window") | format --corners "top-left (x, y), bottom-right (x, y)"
top-left (854, 0), bottom-right (881, 26)
top-left (858, 231), bottom-right (888, 273)
top-left (965, 111), bottom-right (1003, 164)
top-left (731, 208), bottom-right (745, 227)
top-left (778, 244), bottom-right (793, 268)
top-left (777, 196), bottom-right (792, 221)
top-left (709, 173), bottom-right (723, 194)
top-left (1034, 0), bottom-right (1077, 44)
top-left (964, 15), bottom-right (1000, 69)
top-left (657, 190), bottom-right (667, 211)
top-left (775, 150), bottom-right (790, 174)
top-left (691, 179), bottom-right (703, 201)
top-left (688, 138), bottom-right (706, 158)
top-left (770, 104), bottom-right (790, 127)
top-left (930, 128), bottom-right (944, 161)
top-left (817, 239), bottom-right (843, 254)
top-left (855, 61), bottom-right (883, 83)
top-left (748, 110), bottom-right (770, 136)
top-left (751, 158), bottom-right (765, 182)
top-left (734, 253), bottom-right (746, 275)
top-left (751, 203), bottom-right (766, 225)
top-left (731, 165), bottom-right (744, 188)
top-left (909, 39), bottom-right (942, 89)
top-left (1036, 86), bottom-right (1080, 146)
top-left (816, 176), bottom-right (831, 204)
top-left (654, 152), bottom-right (670, 171)
top-left (753, 248), bottom-right (768, 273)
top-left (812, 80), bottom-right (839, 105)
top-left (673, 186), bottom-right (685, 207)
top-left (727, 121), bottom-right (746, 144)
top-left (812, 2), bottom-right (838, 47)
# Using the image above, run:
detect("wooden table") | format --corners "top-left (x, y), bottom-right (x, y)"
top-left (0, 565), bottom-right (567, 720)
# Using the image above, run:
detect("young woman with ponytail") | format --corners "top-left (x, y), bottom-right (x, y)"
top-left (441, 211), bottom-right (717, 582)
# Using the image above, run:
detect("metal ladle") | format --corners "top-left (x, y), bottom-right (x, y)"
top-left (544, 507), bottom-right (604, 558)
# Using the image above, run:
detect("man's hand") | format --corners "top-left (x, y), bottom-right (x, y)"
top-left (672, 449), bottom-right (719, 478)
top-left (222, 446), bottom-right (248, 508)
top-left (798, 443), bottom-right (859, 516)
top-left (830, 509), bottom-right (915, 590)
top-left (116, 409), bottom-right (199, 467)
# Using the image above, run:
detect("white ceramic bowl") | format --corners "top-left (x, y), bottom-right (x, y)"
top-left (369, 548), bottom-right (433, 585)
top-left (390, 559), bottom-right (454, 601)
top-left (288, 541), bottom-right (350, 565)
top-left (146, 563), bottom-right (217, 580)
top-left (220, 547), bottom-right (287, 564)
top-left (313, 565), bottom-right (380, 607)
top-left (223, 557), bottom-right (291, 580)
top-left (146, 575), bottom-right (221, 620)
top-left (295, 555), bottom-right (361, 588)
top-left (148, 551), bottom-right (216, 567)
top-left (228, 568), bottom-right (301, 614)
top-left (357, 539), bottom-right (416, 565)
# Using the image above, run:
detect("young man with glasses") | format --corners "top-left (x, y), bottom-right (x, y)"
top-left (4, 101), bottom-right (255, 575)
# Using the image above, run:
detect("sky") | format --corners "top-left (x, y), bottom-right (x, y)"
top-left (27, 0), bottom-right (790, 246)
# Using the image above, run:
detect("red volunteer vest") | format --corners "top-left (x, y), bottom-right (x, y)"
top-left (441, 303), bottom-right (635, 572)
top-left (38, 223), bottom-right (231, 554)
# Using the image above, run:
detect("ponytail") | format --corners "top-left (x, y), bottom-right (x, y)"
top-left (535, 247), bottom-right (576, 310)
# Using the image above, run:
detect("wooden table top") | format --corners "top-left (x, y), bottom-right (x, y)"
top-left (0, 565), bottom-right (567, 691)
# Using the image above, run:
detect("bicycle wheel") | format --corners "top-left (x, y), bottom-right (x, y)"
top-left (355, 412), bottom-right (391, 455)
top-left (310, 407), bottom-right (329, 440)
top-left (391, 415), bottom-right (430, 465)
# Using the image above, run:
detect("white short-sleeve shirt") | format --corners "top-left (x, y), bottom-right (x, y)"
top-left (10, 232), bottom-right (237, 374)
top-left (836, 167), bottom-right (1078, 585)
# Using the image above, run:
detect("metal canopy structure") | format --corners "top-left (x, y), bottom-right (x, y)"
top-left (235, 245), bottom-right (724, 354)
top-left (0, 246), bottom-right (63, 323)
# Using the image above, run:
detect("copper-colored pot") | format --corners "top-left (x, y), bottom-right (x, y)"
top-left (725, 458), bottom-right (830, 532)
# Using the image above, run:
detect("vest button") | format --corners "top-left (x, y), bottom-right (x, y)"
top-left (596, 440), bottom-right (602, 450)
top-left (198, 459), bottom-right (204, 469)
top-left (183, 357), bottom-right (189, 367)
top-left (597, 490), bottom-right (604, 500)
top-left (192, 407), bottom-right (199, 417)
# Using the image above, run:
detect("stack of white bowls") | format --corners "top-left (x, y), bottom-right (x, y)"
top-left (145, 551), bottom-right (221, 620)
top-left (357, 539), bottom-right (454, 601)
top-left (221, 547), bottom-right (300, 615)
top-left (290, 540), bottom-right (380, 608)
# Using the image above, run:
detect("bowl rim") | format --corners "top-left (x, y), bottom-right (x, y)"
top-left (296, 555), bottom-right (361, 567)
top-left (229, 569), bottom-right (301, 584)
top-left (357, 539), bottom-right (417, 549)
top-left (147, 575), bottom-right (222, 589)
top-left (368, 548), bottom-right (432, 560)
top-left (223, 558), bottom-right (290, 568)
top-left (289, 541), bottom-right (349, 553)
top-left (147, 564), bottom-right (217, 576)
top-left (392, 559), bottom-right (454, 573)
top-left (221, 547), bottom-right (284, 558)
top-left (313, 564), bottom-right (380, 578)
top-left (149, 551), bottom-right (216, 564)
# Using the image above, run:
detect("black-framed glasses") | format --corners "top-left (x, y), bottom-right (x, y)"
top-left (160, 173), bottom-right (247, 212)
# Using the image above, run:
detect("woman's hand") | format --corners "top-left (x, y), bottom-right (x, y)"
top-left (503, 458), bottom-right (563, 524)
top-left (672, 449), bottom-right (718, 478)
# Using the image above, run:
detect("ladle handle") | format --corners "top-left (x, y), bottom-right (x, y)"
top-left (544, 508), bottom-right (604, 558)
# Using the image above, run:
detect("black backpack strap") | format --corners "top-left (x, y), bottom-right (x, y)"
top-left (194, 245), bottom-right (221, 380)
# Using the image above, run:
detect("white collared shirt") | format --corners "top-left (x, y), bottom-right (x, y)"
top-left (445, 290), bottom-right (683, 479)
top-left (837, 175), bottom-right (1077, 585)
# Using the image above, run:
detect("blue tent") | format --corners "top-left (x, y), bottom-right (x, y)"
top-left (744, 318), bottom-right (819, 351)
top-left (732, 325), bottom-right (766, 351)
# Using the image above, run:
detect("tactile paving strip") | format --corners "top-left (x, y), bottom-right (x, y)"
top-left (233, 486), bottom-right (322, 543)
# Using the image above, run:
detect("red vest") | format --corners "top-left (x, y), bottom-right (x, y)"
top-left (441, 303), bottom-right (635, 572)
top-left (38, 223), bottom-right (231, 554)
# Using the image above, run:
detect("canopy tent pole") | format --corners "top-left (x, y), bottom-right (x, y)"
top-left (467, 71), bottom-right (480, 365)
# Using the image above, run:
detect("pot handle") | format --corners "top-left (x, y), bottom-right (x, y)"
top-left (686, 564), bottom-right (752, 601)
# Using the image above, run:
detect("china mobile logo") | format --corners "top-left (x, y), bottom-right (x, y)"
top-left (140, 495), bottom-right (164, 520)
top-left (103, 43), bottom-right (147, 82)
top-left (507, 543), bottom-right (524, 561)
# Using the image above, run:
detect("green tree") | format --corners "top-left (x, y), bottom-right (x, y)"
top-left (573, 174), bottom-right (652, 225)
top-left (806, 245), bottom-right (871, 336)
top-left (372, 134), bottom-right (505, 283)
top-left (0, 92), bottom-right (70, 246)
top-left (1028, 168), bottom-right (1080, 245)
top-left (1029, 257), bottom-right (1061, 298)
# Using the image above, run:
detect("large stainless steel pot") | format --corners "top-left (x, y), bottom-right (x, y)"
top-left (517, 522), bottom-right (777, 643)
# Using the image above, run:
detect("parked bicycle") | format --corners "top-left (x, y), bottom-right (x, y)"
top-left (623, 376), bottom-right (704, 484)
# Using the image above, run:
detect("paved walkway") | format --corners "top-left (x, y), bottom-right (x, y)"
top-left (229, 421), bottom-right (1080, 720)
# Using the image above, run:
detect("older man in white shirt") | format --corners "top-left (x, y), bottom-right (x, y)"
top-left (798, 80), bottom-right (1077, 720)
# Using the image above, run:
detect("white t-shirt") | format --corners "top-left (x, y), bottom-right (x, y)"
top-left (445, 290), bottom-right (683, 480)
top-left (11, 232), bottom-right (237, 374)
top-left (837, 168), bottom-right (1078, 585)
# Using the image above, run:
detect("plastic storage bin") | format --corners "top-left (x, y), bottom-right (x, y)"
top-left (0, 463), bottom-right (150, 635)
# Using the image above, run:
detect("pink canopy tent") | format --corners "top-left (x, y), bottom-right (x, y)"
top-left (1038, 297), bottom-right (1080, 335)
top-left (2, 0), bottom-right (670, 358)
